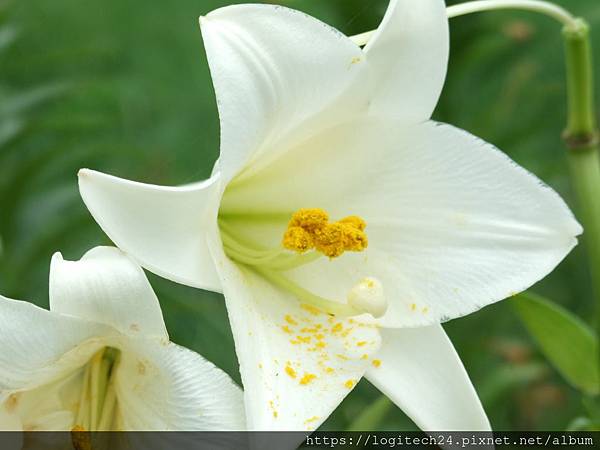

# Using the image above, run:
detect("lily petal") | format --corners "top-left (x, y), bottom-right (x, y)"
top-left (221, 118), bottom-right (581, 327)
top-left (78, 169), bottom-right (222, 292)
top-left (208, 241), bottom-right (381, 430)
top-left (364, 0), bottom-right (449, 122)
top-left (50, 246), bottom-right (168, 340)
top-left (116, 338), bottom-right (245, 431)
top-left (0, 296), bottom-right (109, 390)
top-left (366, 326), bottom-right (490, 431)
top-left (200, 4), bottom-right (366, 182)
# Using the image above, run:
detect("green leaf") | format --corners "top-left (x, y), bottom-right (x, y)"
top-left (512, 292), bottom-right (599, 395)
top-left (346, 395), bottom-right (393, 431)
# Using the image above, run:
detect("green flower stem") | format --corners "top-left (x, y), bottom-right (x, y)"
top-left (562, 21), bottom-right (600, 383)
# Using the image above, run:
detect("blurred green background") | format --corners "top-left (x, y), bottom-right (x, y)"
top-left (1, 0), bottom-right (599, 431)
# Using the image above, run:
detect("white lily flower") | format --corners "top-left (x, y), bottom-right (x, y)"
top-left (0, 247), bottom-right (245, 431)
top-left (77, 0), bottom-right (581, 431)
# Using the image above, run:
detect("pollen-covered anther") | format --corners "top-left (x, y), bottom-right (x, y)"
top-left (347, 277), bottom-right (387, 318)
top-left (282, 208), bottom-right (368, 258)
top-left (282, 226), bottom-right (314, 253)
top-left (340, 216), bottom-right (366, 231)
top-left (342, 226), bottom-right (368, 252)
top-left (314, 223), bottom-right (346, 258)
top-left (289, 208), bottom-right (329, 231)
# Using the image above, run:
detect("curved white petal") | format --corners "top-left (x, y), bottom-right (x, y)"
top-left (221, 119), bottom-right (581, 327)
top-left (366, 326), bottom-right (490, 431)
top-left (207, 241), bottom-right (381, 431)
top-left (50, 246), bottom-right (168, 340)
top-left (78, 169), bottom-right (222, 292)
top-left (200, 4), bottom-right (366, 182)
top-left (0, 295), bottom-right (110, 391)
top-left (115, 338), bottom-right (245, 431)
top-left (363, 0), bottom-right (449, 122)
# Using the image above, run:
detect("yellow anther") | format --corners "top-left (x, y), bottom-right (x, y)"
top-left (282, 208), bottom-right (368, 259)
top-left (71, 426), bottom-right (92, 450)
top-left (341, 226), bottom-right (368, 252)
top-left (289, 208), bottom-right (329, 231)
top-left (282, 226), bottom-right (313, 253)
top-left (340, 216), bottom-right (366, 231)
top-left (314, 223), bottom-right (346, 258)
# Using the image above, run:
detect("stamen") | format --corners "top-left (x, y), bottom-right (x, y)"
top-left (74, 347), bottom-right (121, 432)
top-left (282, 208), bottom-right (368, 258)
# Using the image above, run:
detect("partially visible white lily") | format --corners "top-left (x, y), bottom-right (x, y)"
top-left (0, 247), bottom-right (245, 431)
top-left (77, 0), bottom-right (581, 431)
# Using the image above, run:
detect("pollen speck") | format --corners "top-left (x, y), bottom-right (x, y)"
top-left (301, 304), bottom-right (322, 316)
top-left (5, 394), bottom-right (18, 413)
top-left (299, 373), bottom-right (317, 385)
top-left (285, 315), bottom-right (298, 325)
top-left (356, 341), bottom-right (367, 347)
top-left (410, 303), bottom-right (417, 311)
top-left (422, 306), bottom-right (429, 314)
top-left (331, 322), bottom-right (343, 333)
top-left (372, 359), bottom-right (382, 368)
top-left (344, 379), bottom-right (356, 389)
top-left (281, 325), bottom-right (293, 334)
top-left (285, 365), bottom-right (297, 379)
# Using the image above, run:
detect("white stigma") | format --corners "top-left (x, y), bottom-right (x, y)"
top-left (347, 277), bottom-right (387, 318)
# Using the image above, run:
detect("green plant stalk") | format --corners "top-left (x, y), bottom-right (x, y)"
top-left (562, 20), bottom-right (600, 384)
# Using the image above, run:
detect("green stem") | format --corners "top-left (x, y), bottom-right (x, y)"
top-left (346, 395), bottom-right (393, 431)
top-left (562, 20), bottom-right (600, 389)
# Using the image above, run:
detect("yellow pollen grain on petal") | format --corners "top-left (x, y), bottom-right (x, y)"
top-left (299, 373), bottom-right (317, 385)
top-left (285, 365), bottom-right (297, 379)
top-left (273, 411), bottom-right (278, 418)
top-left (297, 335), bottom-right (311, 344)
top-left (301, 303), bottom-right (322, 316)
top-left (331, 322), bottom-right (343, 333)
top-left (285, 315), bottom-right (298, 326)
top-left (356, 341), bottom-right (367, 347)
top-left (315, 333), bottom-right (325, 340)
top-left (325, 367), bottom-right (335, 374)
top-left (5, 393), bottom-right (19, 413)
top-left (372, 359), bottom-right (382, 368)
top-left (422, 306), bottom-right (430, 314)
top-left (316, 341), bottom-right (326, 349)
top-left (344, 379), bottom-right (356, 389)
top-left (281, 325), bottom-right (293, 334)
top-left (305, 416), bottom-right (320, 424)
top-left (410, 303), bottom-right (417, 311)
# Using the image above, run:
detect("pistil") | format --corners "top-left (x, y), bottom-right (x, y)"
top-left (219, 208), bottom-right (387, 318)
